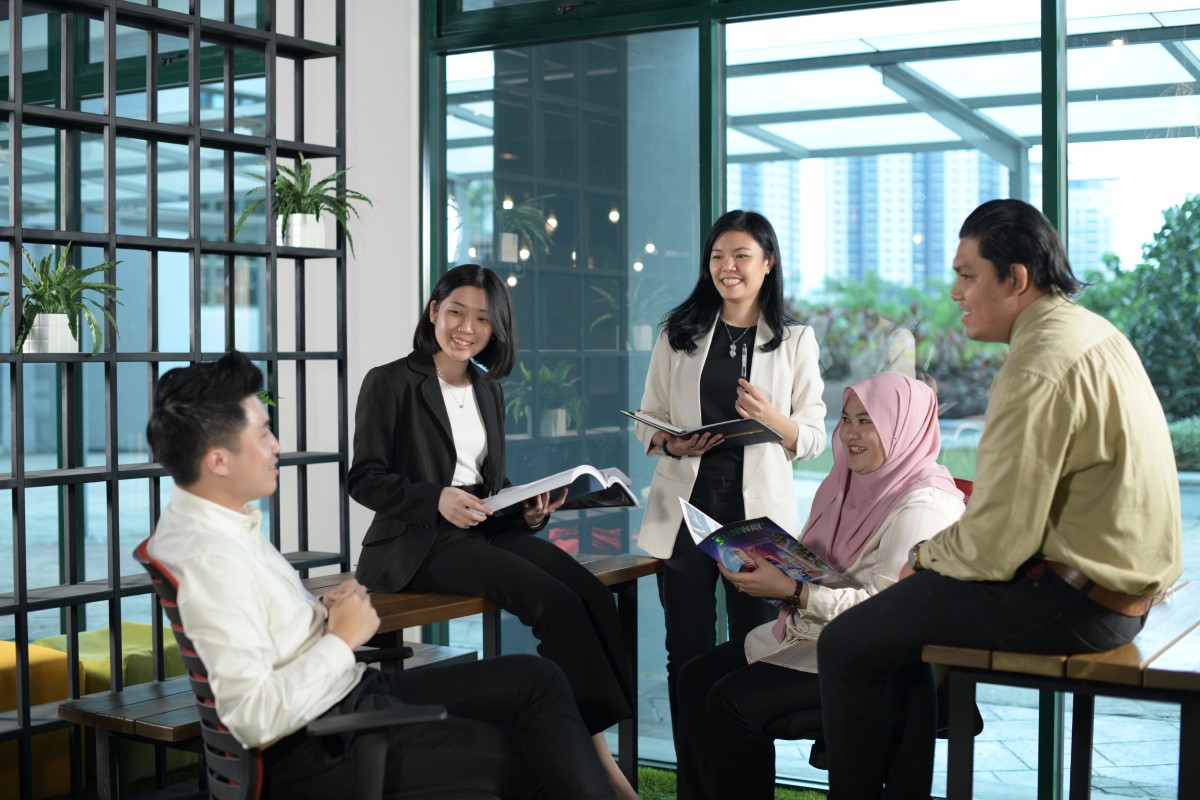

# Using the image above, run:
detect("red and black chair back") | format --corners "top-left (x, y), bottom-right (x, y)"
top-left (134, 538), bottom-right (264, 800)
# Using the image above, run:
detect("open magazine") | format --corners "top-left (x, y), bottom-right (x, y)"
top-left (620, 409), bottom-right (782, 448)
top-left (679, 497), bottom-right (848, 591)
top-left (483, 465), bottom-right (638, 513)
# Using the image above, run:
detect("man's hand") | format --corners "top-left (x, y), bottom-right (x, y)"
top-left (321, 578), bottom-right (366, 611)
top-left (522, 487), bottom-right (568, 528)
top-left (439, 486), bottom-right (493, 529)
top-left (718, 550), bottom-right (799, 600)
top-left (327, 590), bottom-right (380, 650)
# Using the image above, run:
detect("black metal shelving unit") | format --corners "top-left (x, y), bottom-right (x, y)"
top-left (0, 2), bottom-right (349, 797)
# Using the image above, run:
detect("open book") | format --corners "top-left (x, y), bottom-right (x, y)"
top-left (679, 497), bottom-right (848, 592)
top-left (483, 465), bottom-right (638, 513)
top-left (620, 409), bottom-right (782, 448)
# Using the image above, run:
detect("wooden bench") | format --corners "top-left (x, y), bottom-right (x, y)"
top-left (923, 581), bottom-right (1200, 800)
top-left (58, 553), bottom-right (661, 799)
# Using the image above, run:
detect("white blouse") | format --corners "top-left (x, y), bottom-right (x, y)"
top-left (744, 485), bottom-right (966, 673)
top-left (440, 376), bottom-right (487, 487)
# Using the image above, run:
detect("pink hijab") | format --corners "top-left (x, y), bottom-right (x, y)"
top-left (800, 371), bottom-right (962, 572)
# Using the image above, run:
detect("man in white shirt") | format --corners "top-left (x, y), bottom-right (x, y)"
top-left (145, 350), bottom-right (614, 799)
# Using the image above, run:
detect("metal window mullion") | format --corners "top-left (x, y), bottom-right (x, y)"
top-left (699, 4), bottom-right (723, 230)
top-left (189, 0), bottom-right (203, 358)
top-left (1041, 0), bottom-right (1067, 232)
top-left (421, 0), bottom-right (445, 294)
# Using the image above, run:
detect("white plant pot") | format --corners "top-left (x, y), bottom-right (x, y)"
top-left (538, 408), bottom-right (568, 437)
top-left (630, 324), bottom-right (654, 351)
top-left (283, 213), bottom-right (326, 249)
top-left (23, 313), bottom-right (77, 354)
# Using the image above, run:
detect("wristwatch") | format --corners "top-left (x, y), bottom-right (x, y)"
top-left (907, 540), bottom-right (928, 572)
top-left (783, 579), bottom-right (804, 609)
top-left (660, 438), bottom-right (683, 460)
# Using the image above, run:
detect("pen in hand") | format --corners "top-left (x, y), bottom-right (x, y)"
top-left (741, 343), bottom-right (748, 380)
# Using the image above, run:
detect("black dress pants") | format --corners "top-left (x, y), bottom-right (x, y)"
top-left (658, 473), bottom-right (776, 789)
top-left (405, 525), bottom-right (634, 735)
top-left (677, 633), bottom-right (823, 800)
top-left (818, 567), bottom-right (1146, 800)
top-left (262, 655), bottom-right (614, 799)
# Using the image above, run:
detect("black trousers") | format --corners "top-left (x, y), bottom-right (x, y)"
top-left (262, 655), bottom-right (614, 799)
top-left (818, 567), bottom-right (1147, 800)
top-left (405, 525), bottom-right (634, 735)
top-left (677, 633), bottom-right (822, 800)
top-left (658, 474), bottom-right (776, 776)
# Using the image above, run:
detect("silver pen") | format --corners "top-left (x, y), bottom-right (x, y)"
top-left (741, 343), bottom-right (748, 380)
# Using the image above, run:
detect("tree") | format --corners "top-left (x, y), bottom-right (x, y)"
top-left (1080, 195), bottom-right (1200, 420)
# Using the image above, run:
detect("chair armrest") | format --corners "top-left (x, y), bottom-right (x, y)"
top-left (306, 704), bottom-right (448, 738)
top-left (354, 646), bottom-right (413, 665)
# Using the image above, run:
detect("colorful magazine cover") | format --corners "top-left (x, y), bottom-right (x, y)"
top-left (679, 497), bottom-right (849, 588)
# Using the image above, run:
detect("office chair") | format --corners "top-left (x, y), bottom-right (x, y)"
top-left (134, 539), bottom-right (498, 800)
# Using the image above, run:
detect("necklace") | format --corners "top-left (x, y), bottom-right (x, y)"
top-left (722, 320), bottom-right (753, 358)
top-left (436, 367), bottom-right (469, 409)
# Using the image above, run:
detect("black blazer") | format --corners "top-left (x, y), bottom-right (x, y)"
top-left (349, 350), bottom-right (509, 590)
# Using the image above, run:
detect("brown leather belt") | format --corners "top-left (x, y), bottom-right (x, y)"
top-left (1023, 558), bottom-right (1152, 617)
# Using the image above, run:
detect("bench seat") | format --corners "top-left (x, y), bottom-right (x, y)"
top-left (923, 581), bottom-right (1200, 800)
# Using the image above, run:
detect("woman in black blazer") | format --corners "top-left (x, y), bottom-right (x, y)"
top-left (350, 264), bottom-right (637, 800)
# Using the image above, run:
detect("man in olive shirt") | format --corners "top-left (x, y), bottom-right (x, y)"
top-left (818, 199), bottom-right (1183, 799)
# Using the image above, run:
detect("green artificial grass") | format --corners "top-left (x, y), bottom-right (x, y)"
top-left (638, 766), bottom-right (826, 799)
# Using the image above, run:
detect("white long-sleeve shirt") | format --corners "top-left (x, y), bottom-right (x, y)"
top-left (146, 487), bottom-right (364, 748)
top-left (744, 486), bottom-right (965, 673)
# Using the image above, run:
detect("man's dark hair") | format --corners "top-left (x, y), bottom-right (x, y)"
top-left (412, 263), bottom-right (517, 379)
top-left (959, 199), bottom-right (1083, 296)
top-left (146, 351), bottom-right (264, 485)
top-left (664, 210), bottom-right (797, 355)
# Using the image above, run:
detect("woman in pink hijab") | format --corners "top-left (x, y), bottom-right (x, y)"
top-left (675, 371), bottom-right (965, 800)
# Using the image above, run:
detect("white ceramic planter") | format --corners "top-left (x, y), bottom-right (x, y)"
top-left (283, 213), bottom-right (326, 249)
top-left (539, 408), bottom-right (568, 437)
top-left (23, 313), bottom-right (77, 354)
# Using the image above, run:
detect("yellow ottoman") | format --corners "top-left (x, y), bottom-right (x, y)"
top-left (33, 620), bottom-right (195, 785)
top-left (0, 640), bottom-right (80, 799)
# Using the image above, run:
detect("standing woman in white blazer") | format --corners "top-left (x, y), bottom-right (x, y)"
top-left (634, 210), bottom-right (827, 765)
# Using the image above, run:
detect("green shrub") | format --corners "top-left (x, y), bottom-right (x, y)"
top-left (1170, 416), bottom-right (1200, 472)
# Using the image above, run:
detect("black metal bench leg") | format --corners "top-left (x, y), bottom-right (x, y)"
top-left (483, 608), bottom-right (501, 657)
top-left (1037, 690), bottom-right (1065, 800)
top-left (1181, 697), bottom-right (1200, 800)
top-left (614, 578), bottom-right (639, 790)
top-left (1069, 693), bottom-right (1094, 800)
top-left (95, 728), bottom-right (121, 800)
top-left (946, 670), bottom-right (977, 799)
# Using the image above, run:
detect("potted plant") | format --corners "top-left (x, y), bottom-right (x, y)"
top-left (504, 360), bottom-right (582, 437)
top-left (11, 243), bottom-right (122, 354)
top-left (234, 153), bottom-right (372, 254)
top-left (589, 274), bottom-right (672, 350)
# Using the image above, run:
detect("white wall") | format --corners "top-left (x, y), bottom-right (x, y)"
top-left (305, 0), bottom-right (421, 566)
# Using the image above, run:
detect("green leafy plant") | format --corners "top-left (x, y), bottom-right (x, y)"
top-left (234, 152), bottom-right (373, 256)
top-left (588, 275), bottom-right (673, 337)
top-left (256, 389), bottom-right (277, 409)
top-left (504, 360), bottom-right (582, 430)
top-left (1169, 416), bottom-right (1200, 472)
top-left (498, 193), bottom-right (556, 256)
top-left (12, 243), bottom-right (122, 355)
top-left (1078, 194), bottom-right (1200, 420)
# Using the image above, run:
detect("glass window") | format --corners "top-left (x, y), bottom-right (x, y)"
top-left (444, 26), bottom-right (699, 758)
top-left (726, 0), bottom-right (1041, 789)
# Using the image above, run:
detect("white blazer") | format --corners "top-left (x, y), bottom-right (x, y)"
top-left (634, 318), bottom-right (826, 558)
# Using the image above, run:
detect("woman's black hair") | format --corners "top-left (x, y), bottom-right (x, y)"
top-left (412, 264), bottom-right (517, 379)
top-left (959, 199), bottom-right (1084, 296)
top-left (146, 350), bottom-right (264, 486)
top-left (663, 210), bottom-right (797, 355)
